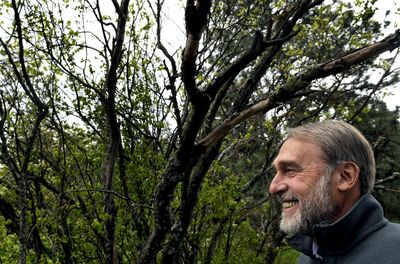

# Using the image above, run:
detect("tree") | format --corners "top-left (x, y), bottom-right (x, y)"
top-left (0, 0), bottom-right (399, 263)
top-left (352, 100), bottom-right (400, 221)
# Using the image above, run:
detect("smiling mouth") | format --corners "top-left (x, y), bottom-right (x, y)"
top-left (282, 200), bottom-right (299, 209)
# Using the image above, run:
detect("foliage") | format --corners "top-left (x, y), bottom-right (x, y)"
top-left (0, 0), bottom-right (399, 263)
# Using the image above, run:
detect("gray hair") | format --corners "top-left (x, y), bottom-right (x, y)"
top-left (287, 120), bottom-right (375, 194)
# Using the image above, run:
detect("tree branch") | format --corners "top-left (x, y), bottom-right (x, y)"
top-left (197, 30), bottom-right (400, 148)
top-left (100, 1), bottom-right (131, 263)
top-left (204, 30), bottom-right (300, 99)
top-left (374, 172), bottom-right (400, 186)
top-left (181, 0), bottom-right (212, 104)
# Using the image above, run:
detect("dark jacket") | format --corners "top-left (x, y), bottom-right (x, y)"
top-left (287, 194), bottom-right (400, 264)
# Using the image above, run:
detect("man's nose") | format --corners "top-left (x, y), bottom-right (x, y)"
top-left (269, 174), bottom-right (287, 195)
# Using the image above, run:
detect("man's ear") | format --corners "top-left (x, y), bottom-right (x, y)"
top-left (336, 162), bottom-right (360, 192)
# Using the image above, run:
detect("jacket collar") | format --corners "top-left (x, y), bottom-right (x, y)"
top-left (288, 194), bottom-right (388, 258)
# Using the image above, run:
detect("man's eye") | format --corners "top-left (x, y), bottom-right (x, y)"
top-left (283, 167), bottom-right (297, 174)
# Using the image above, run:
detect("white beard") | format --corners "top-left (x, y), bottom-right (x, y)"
top-left (280, 203), bottom-right (302, 236)
top-left (279, 168), bottom-right (337, 236)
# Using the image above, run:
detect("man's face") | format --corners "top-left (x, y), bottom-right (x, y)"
top-left (269, 137), bottom-right (338, 236)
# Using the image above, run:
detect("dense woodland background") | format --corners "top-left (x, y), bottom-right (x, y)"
top-left (0, 0), bottom-right (400, 263)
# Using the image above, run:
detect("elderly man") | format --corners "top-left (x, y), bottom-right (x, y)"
top-left (269, 120), bottom-right (400, 263)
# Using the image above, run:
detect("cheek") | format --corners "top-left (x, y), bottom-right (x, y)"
top-left (290, 179), bottom-right (315, 197)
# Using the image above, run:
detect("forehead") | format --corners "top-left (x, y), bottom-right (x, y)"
top-left (273, 137), bottom-right (325, 167)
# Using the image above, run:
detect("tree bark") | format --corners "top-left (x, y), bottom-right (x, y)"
top-left (100, 0), bottom-right (131, 263)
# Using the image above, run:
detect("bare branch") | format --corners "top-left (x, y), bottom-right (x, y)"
top-left (111, 0), bottom-right (122, 15)
top-left (375, 172), bottom-right (400, 186)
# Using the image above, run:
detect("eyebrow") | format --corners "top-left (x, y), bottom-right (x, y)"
top-left (273, 160), bottom-right (302, 170)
